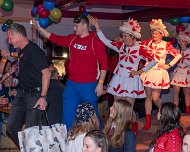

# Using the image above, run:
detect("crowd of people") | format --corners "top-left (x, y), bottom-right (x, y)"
top-left (0, 13), bottom-right (189, 152)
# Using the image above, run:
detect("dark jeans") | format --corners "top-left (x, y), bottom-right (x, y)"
top-left (6, 89), bottom-right (41, 147)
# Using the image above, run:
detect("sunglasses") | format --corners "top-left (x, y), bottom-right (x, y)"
top-left (73, 15), bottom-right (87, 24)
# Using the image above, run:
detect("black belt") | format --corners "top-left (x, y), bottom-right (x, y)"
top-left (18, 87), bottom-right (41, 93)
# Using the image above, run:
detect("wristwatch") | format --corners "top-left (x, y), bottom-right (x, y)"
top-left (40, 95), bottom-right (48, 100)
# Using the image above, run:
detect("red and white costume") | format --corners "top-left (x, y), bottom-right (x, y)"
top-left (171, 49), bottom-right (190, 87)
top-left (171, 31), bottom-right (190, 87)
top-left (140, 39), bottom-right (182, 89)
top-left (97, 31), bottom-right (156, 98)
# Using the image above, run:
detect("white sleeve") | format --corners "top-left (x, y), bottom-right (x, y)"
top-left (169, 53), bottom-right (182, 66)
top-left (97, 31), bottom-right (122, 52)
top-left (142, 60), bottom-right (156, 72)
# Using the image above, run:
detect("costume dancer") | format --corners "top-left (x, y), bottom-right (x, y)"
top-left (171, 31), bottom-right (190, 114)
top-left (89, 16), bottom-right (156, 135)
top-left (140, 19), bottom-right (182, 130)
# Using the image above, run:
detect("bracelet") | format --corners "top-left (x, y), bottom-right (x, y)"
top-left (1, 58), bottom-right (7, 63)
top-left (98, 80), bottom-right (104, 84)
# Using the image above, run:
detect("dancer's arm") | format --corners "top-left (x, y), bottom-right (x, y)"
top-left (89, 16), bottom-right (123, 52)
top-left (131, 45), bottom-right (156, 75)
top-left (139, 45), bottom-right (156, 72)
top-left (166, 42), bottom-right (182, 67)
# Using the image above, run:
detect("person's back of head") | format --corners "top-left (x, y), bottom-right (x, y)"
top-left (68, 103), bottom-right (99, 141)
top-left (159, 102), bottom-right (181, 130)
top-left (104, 99), bottom-right (132, 148)
top-left (83, 130), bottom-right (108, 152)
top-left (151, 102), bottom-right (182, 148)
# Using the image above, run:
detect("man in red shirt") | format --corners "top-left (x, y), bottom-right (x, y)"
top-left (33, 14), bottom-right (108, 129)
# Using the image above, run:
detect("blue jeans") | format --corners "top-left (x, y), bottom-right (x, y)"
top-left (63, 80), bottom-right (101, 130)
top-left (6, 89), bottom-right (41, 147)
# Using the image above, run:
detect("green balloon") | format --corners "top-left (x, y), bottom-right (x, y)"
top-left (1, 0), bottom-right (14, 12)
top-left (49, 15), bottom-right (61, 23)
top-left (50, 8), bottom-right (62, 20)
top-left (5, 19), bottom-right (13, 25)
top-left (169, 18), bottom-right (180, 26)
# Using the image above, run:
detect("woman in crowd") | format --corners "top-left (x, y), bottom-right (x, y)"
top-left (182, 127), bottom-right (190, 152)
top-left (89, 16), bottom-right (156, 135)
top-left (104, 99), bottom-right (136, 152)
top-left (83, 130), bottom-right (108, 152)
top-left (140, 19), bottom-right (182, 130)
top-left (171, 31), bottom-right (190, 114)
top-left (66, 103), bottom-right (99, 152)
top-left (149, 102), bottom-right (183, 152)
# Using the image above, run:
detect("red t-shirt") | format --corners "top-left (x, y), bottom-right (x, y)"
top-left (49, 33), bottom-right (108, 83)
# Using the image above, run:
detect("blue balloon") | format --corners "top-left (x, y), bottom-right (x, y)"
top-left (39, 17), bottom-right (49, 28)
top-left (1, 23), bottom-right (7, 32)
top-left (83, 11), bottom-right (89, 16)
top-left (32, 7), bottom-right (37, 17)
top-left (180, 16), bottom-right (190, 23)
top-left (44, 1), bottom-right (55, 10)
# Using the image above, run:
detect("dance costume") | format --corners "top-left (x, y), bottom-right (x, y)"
top-left (171, 49), bottom-right (190, 87)
top-left (140, 39), bottom-right (182, 89)
top-left (97, 31), bottom-right (156, 98)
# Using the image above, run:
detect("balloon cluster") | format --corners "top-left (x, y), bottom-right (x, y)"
top-left (1, 19), bottom-right (13, 32)
top-left (164, 16), bottom-right (190, 47)
top-left (79, 5), bottom-right (90, 18)
top-left (0, 0), bottom-right (14, 12)
top-left (31, 1), bottom-right (62, 28)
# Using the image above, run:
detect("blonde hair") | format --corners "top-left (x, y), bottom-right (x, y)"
top-left (68, 113), bottom-right (99, 141)
top-left (104, 99), bottom-right (132, 148)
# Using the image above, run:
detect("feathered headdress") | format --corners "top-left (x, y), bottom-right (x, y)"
top-left (119, 18), bottom-right (141, 39)
top-left (150, 19), bottom-right (169, 37)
